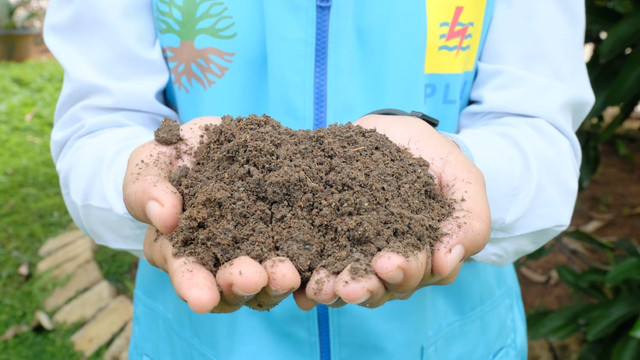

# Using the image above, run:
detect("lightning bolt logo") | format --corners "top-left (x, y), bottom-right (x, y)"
top-left (425, 0), bottom-right (486, 73)
top-left (444, 6), bottom-right (469, 55)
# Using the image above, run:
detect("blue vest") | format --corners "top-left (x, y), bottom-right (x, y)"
top-left (130, 1), bottom-right (527, 359)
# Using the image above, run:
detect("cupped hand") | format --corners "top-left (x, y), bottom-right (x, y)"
top-left (294, 114), bottom-right (491, 310)
top-left (123, 117), bottom-right (301, 313)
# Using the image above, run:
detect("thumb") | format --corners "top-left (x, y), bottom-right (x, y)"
top-left (143, 194), bottom-right (182, 235)
top-left (431, 242), bottom-right (466, 278)
top-left (123, 141), bottom-right (183, 234)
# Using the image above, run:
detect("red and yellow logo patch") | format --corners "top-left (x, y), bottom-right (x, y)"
top-left (424, 0), bottom-right (487, 74)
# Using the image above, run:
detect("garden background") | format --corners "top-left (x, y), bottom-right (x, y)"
top-left (1, 0), bottom-right (639, 359)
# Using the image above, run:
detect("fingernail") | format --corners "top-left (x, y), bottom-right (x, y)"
top-left (268, 287), bottom-right (289, 296)
top-left (385, 268), bottom-right (404, 284)
top-left (328, 296), bottom-right (341, 305)
top-left (146, 200), bottom-right (162, 227)
top-left (448, 244), bottom-right (465, 270)
top-left (353, 292), bottom-right (370, 305)
top-left (232, 285), bottom-right (258, 297)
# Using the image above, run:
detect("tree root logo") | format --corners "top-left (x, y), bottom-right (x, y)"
top-left (155, 0), bottom-right (236, 92)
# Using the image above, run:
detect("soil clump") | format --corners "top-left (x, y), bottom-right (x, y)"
top-left (154, 117), bottom-right (182, 145)
top-left (159, 115), bottom-right (453, 284)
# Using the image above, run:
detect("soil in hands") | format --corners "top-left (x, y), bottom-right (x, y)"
top-left (154, 117), bottom-right (183, 145)
top-left (158, 115), bottom-right (453, 285)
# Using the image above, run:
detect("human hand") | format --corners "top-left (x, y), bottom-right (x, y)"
top-left (123, 117), bottom-right (301, 313)
top-left (293, 114), bottom-right (491, 309)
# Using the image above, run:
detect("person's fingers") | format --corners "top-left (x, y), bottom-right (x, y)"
top-left (167, 256), bottom-right (221, 314)
top-left (305, 269), bottom-right (338, 305)
top-left (334, 264), bottom-right (386, 305)
top-left (371, 250), bottom-right (428, 293)
top-left (143, 225), bottom-right (172, 270)
top-left (430, 240), bottom-right (466, 279)
top-left (145, 226), bottom-right (221, 313)
top-left (263, 257), bottom-right (302, 296)
top-left (433, 260), bottom-right (464, 286)
top-left (123, 143), bottom-right (183, 234)
top-left (244, 257), bottom-right (301, 311)
top-left (216, 256), bottom-right (269, 305)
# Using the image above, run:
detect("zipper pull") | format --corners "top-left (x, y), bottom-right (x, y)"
top-left (317, 0), bottom-right (331, 7)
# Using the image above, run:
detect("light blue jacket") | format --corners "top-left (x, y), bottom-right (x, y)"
top-left (45, 0), bottom-right (594, 359)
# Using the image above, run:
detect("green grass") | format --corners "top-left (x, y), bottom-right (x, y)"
top-left (0, 60), bottom-right (137, 359)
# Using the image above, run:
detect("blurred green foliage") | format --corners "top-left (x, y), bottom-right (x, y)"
top-left (579, 0), bottom-right (640, 189)
top-left (0, 0), bottom-right (42, 30)
top-left (527, 233), bottom-right (640, 359)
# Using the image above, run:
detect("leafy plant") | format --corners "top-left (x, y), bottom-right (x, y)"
top-left (578, 0), bottom-right (640, 189)
top-left (0, 0), bottom-right (41, 30)
top-left (528, 232), bottom-right (640, 359)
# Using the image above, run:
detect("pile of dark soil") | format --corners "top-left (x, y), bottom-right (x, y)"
top-left (157, 115), bottom-right (453, 284)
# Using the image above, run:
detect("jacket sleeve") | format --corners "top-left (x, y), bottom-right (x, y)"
top-left (44, 0), bottom-right (177, 256)
top-left (459, 0), bottom-right (594, 265)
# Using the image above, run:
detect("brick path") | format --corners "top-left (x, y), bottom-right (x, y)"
top-left (37, 229), bottom-right (133, 360)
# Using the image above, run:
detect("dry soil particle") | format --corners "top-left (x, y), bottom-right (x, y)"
top-left (166, 114), bottom-right (453, 284)
top-left (154, 117), bottom-right (182, 145)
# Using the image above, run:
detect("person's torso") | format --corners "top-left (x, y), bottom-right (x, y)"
top-left (130, 2), bottom-right (528, 359)
top-left (152, 0), bottom-right (495, 132)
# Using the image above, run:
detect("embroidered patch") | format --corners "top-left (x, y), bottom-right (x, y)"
top-left (155, 0), bottom-right (236, 92)
top-left (424, 0), bottom-right (486, 74)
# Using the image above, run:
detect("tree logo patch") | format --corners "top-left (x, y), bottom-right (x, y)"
top-left (155, 0), bottom-right (236, 92)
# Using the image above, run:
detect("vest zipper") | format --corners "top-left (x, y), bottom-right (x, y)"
top-left (313, 1), bottom-right (332, 359)
top-left (317, 304), bottom-right (331, 360)
top-left (313, 0), bottom-right (332, 130)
